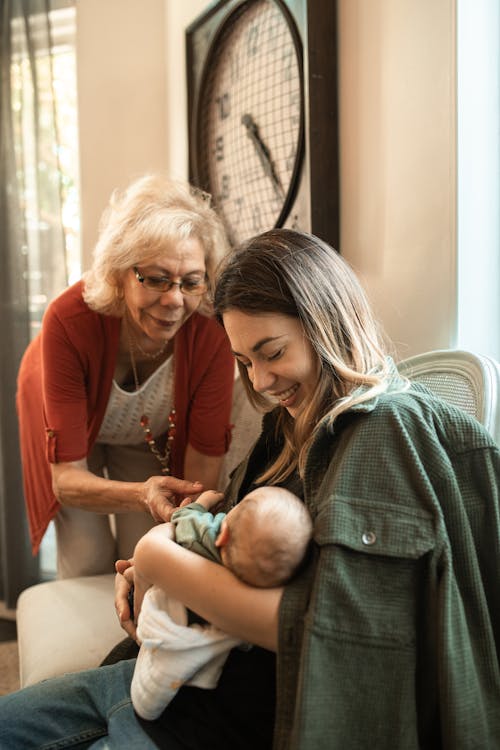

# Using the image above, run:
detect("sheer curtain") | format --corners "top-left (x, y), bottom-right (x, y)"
top-left (0, 0), bottom-right (76, 608)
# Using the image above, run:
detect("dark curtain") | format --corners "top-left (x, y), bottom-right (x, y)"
top-left (0, 0), bottom-right (72, 607)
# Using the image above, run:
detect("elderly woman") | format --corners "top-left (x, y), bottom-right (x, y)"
top-left (17, 174), bottom-right (235, 578)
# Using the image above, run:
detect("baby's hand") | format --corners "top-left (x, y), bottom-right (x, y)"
top-left (194, 489), bottom-right (225, 511)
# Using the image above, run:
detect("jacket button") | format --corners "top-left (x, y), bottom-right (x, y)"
top-left (362, 530), bottom-right (377, 545)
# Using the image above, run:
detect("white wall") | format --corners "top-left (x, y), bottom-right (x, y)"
top-left (77, 0), bottom-right (458, 358)
top-left (76, 0), bottom-right (168, 266)
top-left (163, 0), bottom-right (208, 179)
top-left (338, 0), bottom-right (456, 358)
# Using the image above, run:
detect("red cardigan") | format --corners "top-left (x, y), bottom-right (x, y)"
top-left (17, 281), bottom-right (235, 554)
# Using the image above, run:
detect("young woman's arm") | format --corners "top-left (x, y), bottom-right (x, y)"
top-left (121, 523), bottom-right (282, 651)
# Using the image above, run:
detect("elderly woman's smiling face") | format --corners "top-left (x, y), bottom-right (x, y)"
top-left (122, 236), bottom-right (206, 347)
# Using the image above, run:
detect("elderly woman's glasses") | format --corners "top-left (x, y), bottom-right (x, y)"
top-left (133, 266), bottom-right (208, 297)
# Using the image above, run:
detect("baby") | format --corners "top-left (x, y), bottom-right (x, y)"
top-left (131, 485), bottom-right (313, 720)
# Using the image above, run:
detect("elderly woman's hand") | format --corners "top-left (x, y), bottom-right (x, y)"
top-left (140, 475), bottom-right (203, 523)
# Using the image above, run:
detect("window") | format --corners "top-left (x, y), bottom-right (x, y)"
top-left (10, 3), bottom-right (80, 339)
top-left (10, 3), bottom-right (80, 578)
top-left (456, 0), bottom-right (500, 360)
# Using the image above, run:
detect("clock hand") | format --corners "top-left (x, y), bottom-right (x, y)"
top-left (241, 113), bottom-right (285, 200)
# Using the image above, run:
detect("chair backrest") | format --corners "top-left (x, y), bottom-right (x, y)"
top-left (397, 349), bottom-right (500, 445)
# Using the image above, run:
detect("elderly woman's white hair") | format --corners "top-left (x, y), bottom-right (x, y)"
top-left (83, 174), bottom-right (229, 317)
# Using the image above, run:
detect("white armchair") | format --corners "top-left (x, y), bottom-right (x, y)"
top-left (397, 349), bottom-right (500, 444)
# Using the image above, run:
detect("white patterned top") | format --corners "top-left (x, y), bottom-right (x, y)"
top-left (97, 357), bottom-right (174, 444)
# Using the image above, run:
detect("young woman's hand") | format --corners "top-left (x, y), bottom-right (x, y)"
top-left (114, 523), bottom-right (177, 640)
top-left (114, 558), bottom-right (138, 640)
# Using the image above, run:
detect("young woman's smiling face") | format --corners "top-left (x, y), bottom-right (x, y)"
top-left (222, 310), bottom-right (319, 418)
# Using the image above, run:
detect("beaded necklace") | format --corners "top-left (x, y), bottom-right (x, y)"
top-left (127, 332), bottom-right (176, 475)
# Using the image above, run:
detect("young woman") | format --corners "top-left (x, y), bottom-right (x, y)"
top-left (3, 229), bottom-right (499, 749)
top-left (17, 174), bottom-right (235, 577)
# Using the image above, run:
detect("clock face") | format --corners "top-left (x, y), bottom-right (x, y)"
top-left (193, 0), bottom-right (304, 246)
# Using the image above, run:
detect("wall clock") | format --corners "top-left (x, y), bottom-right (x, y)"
top-left (186, 0), bottom-right (339, 250)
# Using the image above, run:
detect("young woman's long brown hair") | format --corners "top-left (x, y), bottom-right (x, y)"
top-left (214, 229), bottom-right (396, 483)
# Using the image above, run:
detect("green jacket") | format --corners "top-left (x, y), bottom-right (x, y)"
top-left (226, 382), bottom-right (500, 749)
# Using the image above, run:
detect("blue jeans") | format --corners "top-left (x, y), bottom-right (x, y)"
top-left (0, 660), bottom-right (171, 749)
top-left (0, 647), bottom-right (275, 750)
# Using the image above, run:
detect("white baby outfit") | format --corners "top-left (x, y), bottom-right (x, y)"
top-left (131, 586), bottom-right (241, 720)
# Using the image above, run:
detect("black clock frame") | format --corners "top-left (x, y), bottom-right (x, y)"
top-left (186, 0), bottom-right (339, 251)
